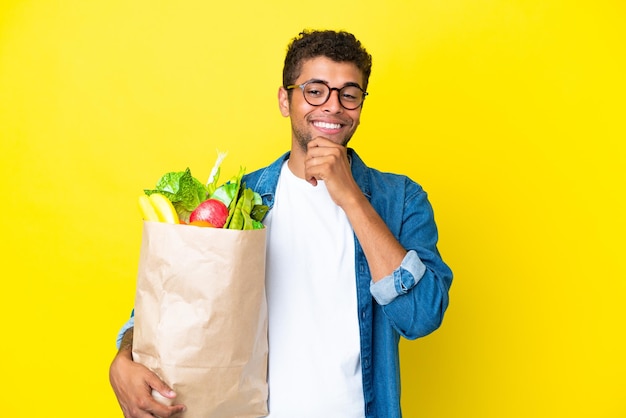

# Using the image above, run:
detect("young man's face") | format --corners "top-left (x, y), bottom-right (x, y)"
top-left (279, 56), bottom-right (365, 152)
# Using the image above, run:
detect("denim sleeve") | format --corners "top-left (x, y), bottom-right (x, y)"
top-left (365, 175), bottom-right (453, 340)
top-left (369, 250), bottom-right (426, 305)
top-left (115, 310), bottom-right (135, 350)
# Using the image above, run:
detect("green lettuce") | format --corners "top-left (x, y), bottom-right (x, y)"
top-left (144, 168), bottom-right (208, 222)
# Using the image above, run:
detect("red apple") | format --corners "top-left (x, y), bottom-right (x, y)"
top-left (189, 198), bottom-right (229, 228)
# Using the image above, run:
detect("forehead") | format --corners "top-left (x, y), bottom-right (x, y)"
top-left (296, 56), bottom-right (364, 87)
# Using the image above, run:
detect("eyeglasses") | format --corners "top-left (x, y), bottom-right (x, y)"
top-left (285, 80), bottom-right (368, 110)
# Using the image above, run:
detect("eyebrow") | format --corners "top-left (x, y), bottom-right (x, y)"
top-left (303, 79), bottom-right (364, 89)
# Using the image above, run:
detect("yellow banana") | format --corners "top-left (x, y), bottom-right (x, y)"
top-left (138, 195), bottom-right (160, 222)
top-left (148, 193), bottom-right (180, 224)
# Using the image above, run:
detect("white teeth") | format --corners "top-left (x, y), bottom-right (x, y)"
top-left (314, 121), bottom-right (341, 129)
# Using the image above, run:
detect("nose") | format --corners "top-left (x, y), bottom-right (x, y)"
top-left (321, 88), bottom-right (343, 112)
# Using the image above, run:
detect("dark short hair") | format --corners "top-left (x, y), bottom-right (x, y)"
top-left (282, 29), bottom-right (373, 91)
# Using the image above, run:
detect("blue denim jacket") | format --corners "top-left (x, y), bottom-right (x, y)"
top-left (117, 149), bottom-right (452, 417)
top-left (243, 150), bottom-right (453, 418)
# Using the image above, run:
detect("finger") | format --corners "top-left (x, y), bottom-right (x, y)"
top-left (307, 136), bottom-right (325, 148)
top-left (307, 147), bottom-right (346, 167)
top-left (133, 393), bottom-right (185, 418)
top-left (308, 136), bottom-right (346, 150)
top-left (304, 155), bottom-right (323, 185)
top-left (145, 402), bottom-right (186, 418)
top-left (123, 399), bottom-right (167, 418)
top-left (151, 389), bottom-right (174, 406)
top-left (306, 137), bottom-right (337, 154)
top-left (148, 377), bottom-right (176, 400)
top-left (143, 375), bottom-right (186, 417)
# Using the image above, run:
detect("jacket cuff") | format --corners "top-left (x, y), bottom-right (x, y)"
top-left (116, 311), bottom-right (135, 350)
top-left (370, 250), bottom-right (426, 305)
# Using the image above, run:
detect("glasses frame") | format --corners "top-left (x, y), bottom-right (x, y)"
top-left (285, 80), bottom-right (368, 110)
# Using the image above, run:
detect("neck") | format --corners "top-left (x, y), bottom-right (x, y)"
top-left (287, 141), bottom-right (307, 179)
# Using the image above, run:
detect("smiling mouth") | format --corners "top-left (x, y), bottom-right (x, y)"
top-left (312, 121), bottom-right (343, 130)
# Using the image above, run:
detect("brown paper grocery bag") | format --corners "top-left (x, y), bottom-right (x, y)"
top-left (132, 221), bottom-right (268, 418)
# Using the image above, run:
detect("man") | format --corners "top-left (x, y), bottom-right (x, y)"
top-left (110, 29), bottom-right (453, 418)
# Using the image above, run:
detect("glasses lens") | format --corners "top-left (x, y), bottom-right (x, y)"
top-left (302, 82), bottom-right (330, 106)
top-left (339, 85), bottom-right (364, 109)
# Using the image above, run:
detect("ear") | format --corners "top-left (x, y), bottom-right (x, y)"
top-left (278, 86), bottom-right (290, 117)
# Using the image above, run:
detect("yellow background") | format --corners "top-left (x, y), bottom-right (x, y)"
top-left (1, 0), bottom-right (624, 417)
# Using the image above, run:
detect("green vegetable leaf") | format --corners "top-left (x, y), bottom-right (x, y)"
top-left (144, 167), bottom-right (207, 223)
top-left (222, 167), bottom-right (246, 228)
top-left (228, 187), bottom-right (256, 230)
top-left (250, 204), bottom-right (269, 222)
top-left (211, 182), bottom-right (239, 208)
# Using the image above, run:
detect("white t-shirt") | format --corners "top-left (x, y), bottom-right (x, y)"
top-left (263, 161), bottom-right (364, 418)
